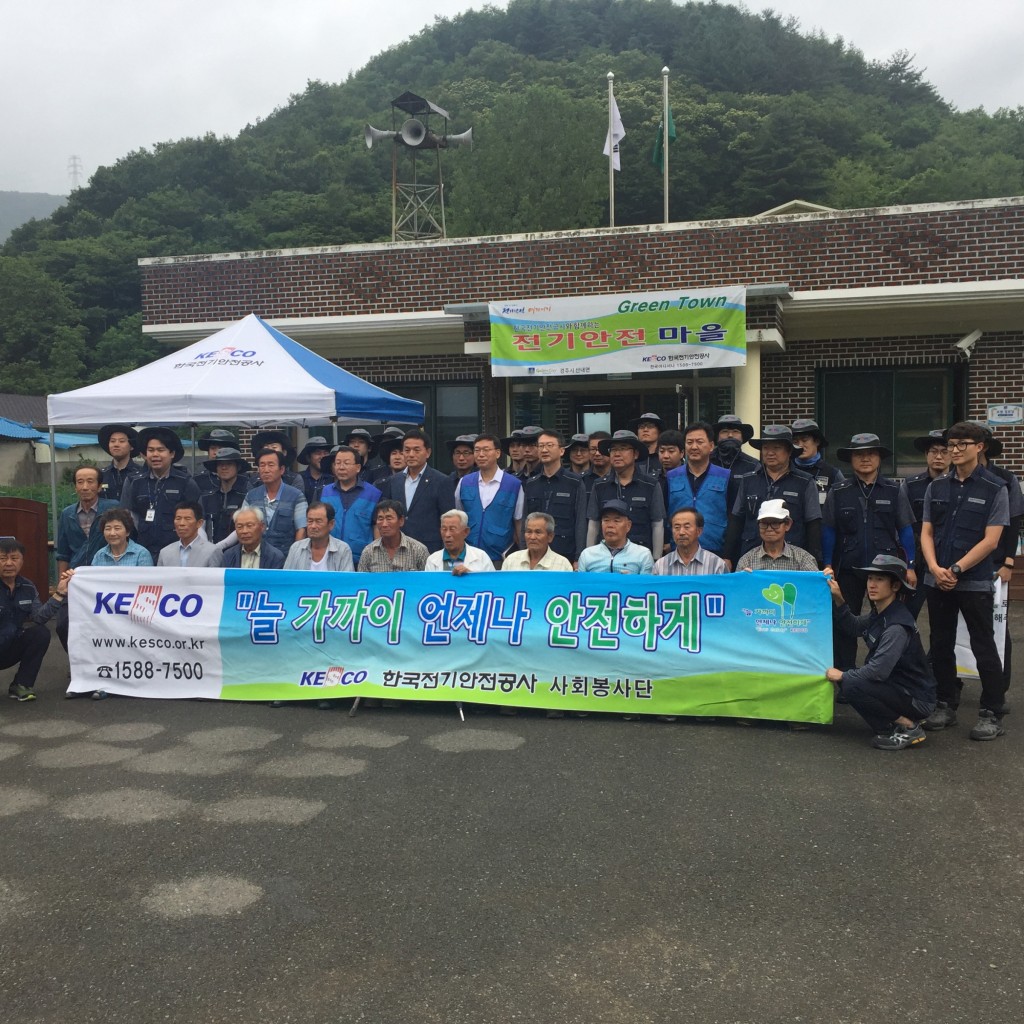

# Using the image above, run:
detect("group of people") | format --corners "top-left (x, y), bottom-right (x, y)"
top-left (1, 414), bottom-right (1018, 752)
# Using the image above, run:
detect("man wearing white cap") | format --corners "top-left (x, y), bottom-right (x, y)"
top-left (736, 499), bottom-right (818, 572)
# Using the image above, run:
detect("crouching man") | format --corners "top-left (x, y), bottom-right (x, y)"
top-left (1, 539), bottom-right (70, 702)
top-left (825, 555), bottom-right (936, 750)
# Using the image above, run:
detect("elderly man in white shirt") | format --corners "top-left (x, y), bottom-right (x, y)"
top-left (502, 513), bottom-right (573, 572)
top-left (425, 509), bottom-right (494, 574)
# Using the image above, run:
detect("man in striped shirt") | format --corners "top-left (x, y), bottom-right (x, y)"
top-left (654, 508), bottom-right (729, 576)
top-left (736, 499), bottom-right (818, 573)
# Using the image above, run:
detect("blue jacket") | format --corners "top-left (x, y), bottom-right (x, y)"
top-left (665, 463), bottom-right (731, 554)
top-left (321, 481), bottom-right (381, 562)
top-left (459, 471), bottom-right (521, 560)
top-left (55, 498), bottom-right (120, 567)
top-left (221, 541), bottom-right (285, 569)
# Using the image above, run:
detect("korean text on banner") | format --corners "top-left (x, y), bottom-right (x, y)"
top-left (488, 287), bottom-right (746, 378)
top-left (68, 567), bottom-right (832, 722)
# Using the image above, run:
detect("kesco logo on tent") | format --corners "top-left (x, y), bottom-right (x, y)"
top-left (194, 345), bottom-right (258, 359)
top-left (93, 584), bottom-right (203, 624)
top-left (174, 344), bottom-right (263, 369)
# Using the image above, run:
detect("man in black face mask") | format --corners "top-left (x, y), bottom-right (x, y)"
top-left (710, 414), bottom-right (759, 478)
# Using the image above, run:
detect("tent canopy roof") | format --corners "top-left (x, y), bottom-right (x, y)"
top-left (46, 314), bottom-right (424, 428)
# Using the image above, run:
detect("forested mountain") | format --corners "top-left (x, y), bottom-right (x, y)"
top-left (3, 0), bottom-right (1023, 395)
top-left (0, 192), bottom-right (66, 244)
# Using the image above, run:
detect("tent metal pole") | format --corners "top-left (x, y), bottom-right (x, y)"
top-left (48, 428), bottom-right (58, 586)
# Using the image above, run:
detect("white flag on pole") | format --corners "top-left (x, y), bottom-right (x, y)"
top-left (603, 95), bottom-right (625, 171)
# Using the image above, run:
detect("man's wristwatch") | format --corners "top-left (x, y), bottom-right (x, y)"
top-left (950, 563), bottom-right (962, 577)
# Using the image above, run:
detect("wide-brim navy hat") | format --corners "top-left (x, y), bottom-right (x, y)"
top-left (445, 434), bottom-right (478, 453)
top-left (852, 554), bottom-right (915, 591)
top-left (251, 430), bottom-right (296, 462)
top-left (203, 447), bottom-right (252, 473)
top-left (628, 411), bottom-right (664, 432)
top-left (836, 433), bottom-right (893, 462)
top-left (597, 430), bottom-right (646, 457)
top-left (913, 430), bottom-right (948, 454)
top-left (714, 415), bottom-right (754, 443)
top-left (376, 436), bottom-right (405, 461)
top-left (297, 436), bottom-right (331, 465)
top-left (137, 427), bottom-right (184, 464)
top-left (749, 425), bottom-right (798, 451)
top-left (791, 418), bottom-right (828, 448)
top-left (343, 428), bottom-right (374, 449)
top-left (98, 423), bottom-right (140, 457)
top-left (566, 433), bottom-right (591, 450)
top-left (197, 428), bottom-right (238, 452)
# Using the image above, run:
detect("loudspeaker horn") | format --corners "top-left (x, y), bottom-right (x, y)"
top-left (443, 127), bottom-right (473, 150)
top-left (400, 118), bottom-right (427, 147)
top-left (364, 124), bottom-right (399, 149)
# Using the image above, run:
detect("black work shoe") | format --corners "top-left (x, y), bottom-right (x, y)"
top-left (923, 703), bottom-right (957, 731)
top-left (969, 710), bottom-right (1006, 741)
top-left (872, 723), bottom-right (926, 750)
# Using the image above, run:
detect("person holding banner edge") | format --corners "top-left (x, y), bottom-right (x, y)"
top-left (825, 555), bottom-right (937, 750)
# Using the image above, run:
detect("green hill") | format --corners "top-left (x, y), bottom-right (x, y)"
top-left (2, 0), bottom-right (1023, 394)
top-left (0, 191), bottom-right (66, 244)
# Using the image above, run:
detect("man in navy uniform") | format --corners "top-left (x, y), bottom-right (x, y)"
top-left (200, 448), bottom-right (251, 544)
top-left (121, 427), bottom-right (202, 562)
top-left (194, 429), bottom-right (239, 494)
top-left (710, 414), bottom-right (760, 479)
top-left (791, 418), bottom-right (844, 506)
top-left (522, 429), bottom-right (587, 565)
top-left (724, 424), bottom-right (822, 567)
top-left (98, 423), bottom-right (144, 501)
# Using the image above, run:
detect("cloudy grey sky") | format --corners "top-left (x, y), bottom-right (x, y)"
top-left (3, 0), bottom-right (1021, 196)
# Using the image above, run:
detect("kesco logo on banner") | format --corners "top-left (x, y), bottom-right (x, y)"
top-left (93, 585), bottom-right (204, 622)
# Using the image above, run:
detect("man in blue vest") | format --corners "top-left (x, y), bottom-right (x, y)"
top-left (665, 421), bottom-right (732, 559)
top-left (823, 433), bottom-right (915, 670)
top-left (320, 445), bottom-right (381, 564)
top-left (242, 449), bottom-right (307, 554)
top-left (379, 428), bottom-right (455, 555)
top-left (920, 421), bottom-right (1009, 740)
top-left (456, 432), bottom-right (524, 566)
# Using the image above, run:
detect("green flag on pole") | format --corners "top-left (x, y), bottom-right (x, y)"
top-left (651, 106), bottom-right (676, 167)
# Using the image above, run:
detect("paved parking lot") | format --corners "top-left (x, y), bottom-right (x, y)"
top-left (1, 616), bottom-right (1022, 1024)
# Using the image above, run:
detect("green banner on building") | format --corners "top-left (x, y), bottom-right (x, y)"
top-left (489, 286), bottom-right (746, 377)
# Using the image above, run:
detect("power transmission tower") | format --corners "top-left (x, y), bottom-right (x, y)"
top-left (68, 155), bottom-right (83, 190)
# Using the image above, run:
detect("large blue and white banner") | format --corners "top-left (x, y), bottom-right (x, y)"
top-left (68, 567), bottom-right (834, 722)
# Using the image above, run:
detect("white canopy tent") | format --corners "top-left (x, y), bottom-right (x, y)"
top-left (44, 314), bottom-right (425, 553)
top-left (46, 313), bottom-right (424, 427)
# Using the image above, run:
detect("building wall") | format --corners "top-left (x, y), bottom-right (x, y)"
top-left (140, 197), bottom-right (1024, 472)
top-left (141, 199), bottom-right (1024, 324)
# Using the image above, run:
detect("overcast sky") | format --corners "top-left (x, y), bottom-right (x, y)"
top-left (3, 0), bottom-right (1021, 196)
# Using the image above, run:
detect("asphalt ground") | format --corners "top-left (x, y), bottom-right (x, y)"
top-left (1, 609), bottom-right (1022, 1024)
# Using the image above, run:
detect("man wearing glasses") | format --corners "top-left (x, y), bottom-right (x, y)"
top-left (736, 499), bottom-right (818, 572)
top-left (920, 421), bottom-right (1009, 741)
top-left (456, 433), bottom-right (524, 568)
top-left (522, 429), bottom-right (587, 565)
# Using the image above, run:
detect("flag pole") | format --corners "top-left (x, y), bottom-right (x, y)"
top-left (661, 67), bottom-right (670, 225)
top-left (607, 71), bottom-right (616, 228)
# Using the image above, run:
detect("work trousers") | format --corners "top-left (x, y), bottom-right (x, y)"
top-left (833, 569), bottom-right (867, 670)
top-left (841, 676), bottom-right (921, 735)
top-left (926, 586), bottom-right (1005, 713)
top-left (0, 623), bottom-right (52, 690)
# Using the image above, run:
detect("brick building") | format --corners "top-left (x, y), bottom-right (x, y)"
top-left (140, 195), bottom-right (1024, 475)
